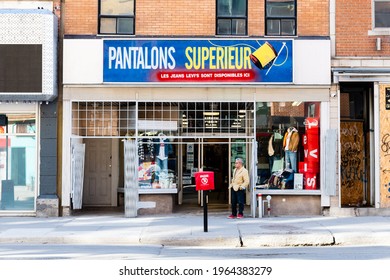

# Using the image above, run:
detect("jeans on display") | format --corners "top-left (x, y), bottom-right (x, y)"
top-left (269, 155), bottom-right (274, 173)
top-left (156, 158), bottom-right (168, 172)
top-left (269, 155), bottom-right (283, 172)
top-left (231, 189), bottom-right (245, 216)
top-left (285, 150), bottom-right (297, 172)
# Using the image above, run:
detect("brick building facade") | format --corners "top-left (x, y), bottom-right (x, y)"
top-left (4, 0), bottom-right (390, 217)
top-left (64, 0), bottom-right (329, 36)
top-left (59, 0), bottom-right (335, 217)
top-left (331, 0), bottom-right (390, 215)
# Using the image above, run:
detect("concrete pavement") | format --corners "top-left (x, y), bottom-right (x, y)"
top-left (0, 213), bottom-right (389, 247)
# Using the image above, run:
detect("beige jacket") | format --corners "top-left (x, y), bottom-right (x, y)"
top-left (229, 167), bottom-right (250, 191)
top-left (283, 128), bottom-right (300, 152)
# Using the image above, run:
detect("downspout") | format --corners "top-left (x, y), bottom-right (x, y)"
top-left (55, 0), bottom-right (65, 215)
top-left (330, 0), bottom-right (336, 57)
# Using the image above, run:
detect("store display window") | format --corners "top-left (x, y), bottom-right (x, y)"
top-left (0, 113), bottom-right (37, 211)
top-left (137, 133), bottom-right (177, 189)
top-left (255, 102), bottom-right (320, 190)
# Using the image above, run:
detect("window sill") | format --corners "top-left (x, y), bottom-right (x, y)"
top-left (139, 188), bottom-right (178, 194)
top-left (254, 187), bottom-right (321, 195)
top-left (118, 187), bottom-right (178, 194)
top-left (368, 29), bottom-right (390, 36)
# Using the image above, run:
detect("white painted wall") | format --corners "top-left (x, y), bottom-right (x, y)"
top-left (63, 40), bottom-right (103, 84)
top-left (294, 40), bottom-right (331, 85)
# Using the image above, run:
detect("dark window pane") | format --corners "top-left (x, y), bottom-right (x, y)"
top-left (117, 18), bottom-right (134, 34)
top-left (375, 2), bottom-right (390, 28)
top-left (217, 19), bottom-right (232, 35)
top-left (218, 0), bottom-right (231, 16)
top-left (232, 0), bottom-right (247, 16)
top-left (281, 19), bottom-right (295, 35)
top-left (266, 0), bottom-right (295, 17)
top-left (232, 19), bottom-right (246, 35)
top-left (267, 19), bottom-right (280, 35)
top-left (218, 0), bottom-right (246, 17)
top-left (266, 0), bottom-right (296, 35)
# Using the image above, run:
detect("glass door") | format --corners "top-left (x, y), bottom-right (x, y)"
top-left (179, 139), bottom-right (200, 206)
top-left (180, 138), bottom-right (231, 206)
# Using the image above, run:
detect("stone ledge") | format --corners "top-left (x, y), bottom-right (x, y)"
top-left (36, 195), bottom-right (59, 217)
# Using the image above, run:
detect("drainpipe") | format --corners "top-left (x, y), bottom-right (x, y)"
top-left (330, 0), bottom-right (336, 57)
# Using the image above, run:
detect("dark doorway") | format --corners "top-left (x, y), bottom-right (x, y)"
top-left (202, 142), bottom-right (229, 204)
top-left (180, 139), bottom-right (230, 210)
top-left (339, 82), bottom-right (373, 207)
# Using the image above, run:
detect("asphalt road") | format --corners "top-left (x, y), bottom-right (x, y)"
top-left (1, 244), bottom-right (389, 260)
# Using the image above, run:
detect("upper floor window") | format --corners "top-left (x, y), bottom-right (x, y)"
top-left (265, 0), bottom-right (296, 36)
top-left (216, 0), bottom-right (247, 35)
top-left (99, 0), bottom-right (135, 35)
top-left (374, 0), bottom-right (390, 28)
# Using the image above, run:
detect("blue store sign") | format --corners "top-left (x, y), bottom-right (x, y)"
top-left (103, 39), bottom-right (293, 84)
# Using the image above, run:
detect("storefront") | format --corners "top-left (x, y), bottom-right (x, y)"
top-left (62, 38), bottom-right (331, 216)
top-left (331, 67), bottom-right (390, 215)
top-left (0, 7), bottom-right (58, 216)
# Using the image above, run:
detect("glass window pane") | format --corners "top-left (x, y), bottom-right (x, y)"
top-left (232, 0), bottom-right (247, 16)
top-left (281, 19), bottom-right (295, 35)
top-left (375, 1), bottom-right (390, 28)
top-left (232, 19), bottom-right (246, 35)
top-left (217, 19), bottom-right (232, 35)
top-left (101, 0), bottom-right (134, 16)
top-left (217, 0), bottom-right (231, 16)
top-left (255, 101), bottom-right (321, 189)
top-left (267, 19), bottom-right (280, 35)
top-left (266, 0), bottom-right (295, 17)
top-left (137, 142), bottom-right (177, 189)
top-left (218, 0), bottom-right (246, 16)
top-left (117, 18), bottom-right (134, 34)
top-left (0, 135), bottom-right (36, 211)
top-left (100, 18), bottom-right (116, 34)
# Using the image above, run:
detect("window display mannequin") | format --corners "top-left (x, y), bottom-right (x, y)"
top-left (154, 132), bottom-right (172, 172)
top-left (283, 126), bottom-right (299, 172)
top-left (268, 131), bottom-right (284, 172)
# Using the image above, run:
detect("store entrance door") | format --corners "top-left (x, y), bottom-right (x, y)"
top-left (180, 139), bottom-right (230, 207)
top-left (180, 138), bottom-right (251, 209)
top-left (202, 140), bottom-right (230, 204)
top-left (83, 138), bottom-right (112, 206)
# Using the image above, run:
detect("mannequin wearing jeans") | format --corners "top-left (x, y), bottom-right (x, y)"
top-left (283, 127), bottom-right (299, 172)
top-left (154, 132), bottom-right (172, 172)
top-left (268, 131), bottom-right (283, 172)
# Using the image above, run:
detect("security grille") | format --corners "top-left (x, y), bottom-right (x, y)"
top-left (71, 101), bottom-right (254, 138)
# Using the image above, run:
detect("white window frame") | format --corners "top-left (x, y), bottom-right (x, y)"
top-left (369, 0), bottom-right (390, 35)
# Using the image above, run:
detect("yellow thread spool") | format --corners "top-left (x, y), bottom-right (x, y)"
top-left (250, 42), bottom-right (277, 69)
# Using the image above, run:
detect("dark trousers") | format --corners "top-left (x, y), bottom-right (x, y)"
top-left (231, 189), bottom-right (245, 216)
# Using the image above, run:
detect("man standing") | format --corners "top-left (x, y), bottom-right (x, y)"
top-left (228, 158), bottom-right (250, 219)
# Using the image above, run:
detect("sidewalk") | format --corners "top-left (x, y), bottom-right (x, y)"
top-left (0, 213), bottom-right (390, 247)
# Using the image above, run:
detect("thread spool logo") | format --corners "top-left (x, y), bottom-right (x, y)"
top-left (249, 42), bottom-right (277, 69)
